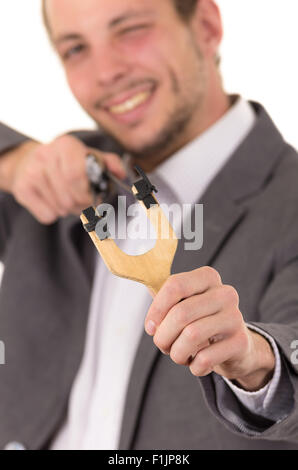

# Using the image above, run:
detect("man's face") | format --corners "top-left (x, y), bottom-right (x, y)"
top-left (46, 0), bottom-right (209, 159)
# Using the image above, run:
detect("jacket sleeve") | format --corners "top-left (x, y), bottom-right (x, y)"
top-left (0, 122), bottom-right (29, 155)
top-left (199, 202), bottom-right (298, 443)
top-left (0, 123), bottom-right (31, 261)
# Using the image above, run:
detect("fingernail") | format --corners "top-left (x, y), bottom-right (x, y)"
top-left (146, 320), bottom-right (156, 336)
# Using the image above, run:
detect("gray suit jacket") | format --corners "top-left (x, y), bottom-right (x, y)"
top-left (1, 102), bottom-right (298, 450)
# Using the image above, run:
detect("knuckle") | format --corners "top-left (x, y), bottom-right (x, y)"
top-left (230, 306), bottom-right (243, 325)
top-left (64, 167), bottom-right (81, 182)
top-left (202, 266), bottom-right (221, 284)
top-left (170, 349), bottom-right (185, 365)
top-left (153, 334), bottom-right (166, 352)
top-left (148, 302), bottom-right (162, 321)
top-left (211, 285), bottom-right (224, 303)
top-left (55, 134), bottom-right (80, 148)
top-left (189, 364), bottom-right (198, 376)
top-left (192, 354), bottom-right (211, 375)
top-left (184, 324), bottom-right (199, 343)
top-left (164, 275), bottom-right (183, 298)
top-left (172, 304), bottom-right (189, 326)
top-left (189, 361), bottom-right (201, 377)
top-left (222, 284), bottom-right (239, 305)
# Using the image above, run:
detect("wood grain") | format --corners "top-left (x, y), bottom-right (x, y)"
top-left (80, 185), bottom-right (178, 295)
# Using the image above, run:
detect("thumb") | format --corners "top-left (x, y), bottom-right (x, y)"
top-left (88, 148), bottom-right (127, 181)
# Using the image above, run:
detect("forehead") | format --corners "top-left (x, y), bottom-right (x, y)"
top-left (46, 0), bottom-right (173, 38)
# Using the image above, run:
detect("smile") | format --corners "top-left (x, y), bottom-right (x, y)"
top-left (107, 90), bottom-right (153, 115)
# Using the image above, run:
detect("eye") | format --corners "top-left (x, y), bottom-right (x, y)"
top-left (118, 23), bottom-right (151, 37)
top-left (63, 44), bottom-right (86, 61)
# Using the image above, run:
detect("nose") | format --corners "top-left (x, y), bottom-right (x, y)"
top-left (92, 43), bottom-right (132, 87)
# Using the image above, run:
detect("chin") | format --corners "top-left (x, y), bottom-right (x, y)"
top-left (111, 130), bottom-right (159, 152)
top-left (95, 113), bottom-right (168, 155)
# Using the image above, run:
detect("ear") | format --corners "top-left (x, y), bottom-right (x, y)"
top-left (190, 0), bottom-right (223, 61)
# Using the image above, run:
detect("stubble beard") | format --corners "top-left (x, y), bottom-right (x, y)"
top-left (96, 46), bottom-right (206, 163)
top-left (126, 92), bottom-right (202, 162)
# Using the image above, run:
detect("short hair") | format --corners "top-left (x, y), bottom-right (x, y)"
top-left (172, 0), bottom-right (198, 21)
top-left (41, 0), bottom-right (199, 35)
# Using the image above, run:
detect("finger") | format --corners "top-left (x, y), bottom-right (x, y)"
top-left (32, 169), bottom-right (64, 217)
top-left (90, 148), bottom-right (127, 180)
top-left (43, 154), bottom-right (76, 214)
top-left (153, 287), bottom-right (232, 353)
top-left (188, 333), bottom-right (245, 377)
top-left (64, 170), bottom-right (91, 206)
top-left (58, 140), bottom-right (89, 188)
top-left (166, 309), bottom-right (236, 365)
top-left (17, 184), bottom-right (58, 225)
top-left (60, 154), bottom-right (92, 206)
top-left (145, 267), bottom-right (222, 335)
top-left (55, 155), bottom-right (92, 211)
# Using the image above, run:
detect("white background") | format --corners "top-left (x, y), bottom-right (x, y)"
top-left (0, 0), bottom-right (297, 145)
top-left (0, 0), bottom-right (298, 278)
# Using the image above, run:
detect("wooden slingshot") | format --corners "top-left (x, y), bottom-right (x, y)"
top-left (80, 167), bottom-right (178, 296)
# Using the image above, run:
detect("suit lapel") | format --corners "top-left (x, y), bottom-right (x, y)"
top-left (118, 101), bottom-right (286, 449)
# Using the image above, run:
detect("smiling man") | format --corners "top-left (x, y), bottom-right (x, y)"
top-left (0, 0), bottom-right (298, 450)
top-left (44, 0), bottom-right (228, 170)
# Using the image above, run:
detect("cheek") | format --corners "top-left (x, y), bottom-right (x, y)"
top-left (131, 33), bottom-right (187, 99)
top-left (65, 69), bottom-right (94, 109)
top-left (118, 30), bottom-right (169, 76)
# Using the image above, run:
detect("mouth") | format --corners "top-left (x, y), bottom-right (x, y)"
top-left (108, 90), bottom-right (152, 114)
top-left (101, 83), bottom-right (157, 124)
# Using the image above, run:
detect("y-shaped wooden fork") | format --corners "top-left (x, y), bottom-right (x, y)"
top-left (80, 169), bottom-right (178, 296)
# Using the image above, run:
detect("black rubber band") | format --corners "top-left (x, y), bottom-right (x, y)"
top-left (134, 165), bottom-right (158, 209)
top-left (82, 207), bottom-right (101, 233)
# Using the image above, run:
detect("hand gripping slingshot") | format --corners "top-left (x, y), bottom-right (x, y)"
top-left (80, 164), bottom-right (178, 296)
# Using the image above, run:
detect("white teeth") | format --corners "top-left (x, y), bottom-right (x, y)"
top-left (109, 91), bottom-right (151, 115)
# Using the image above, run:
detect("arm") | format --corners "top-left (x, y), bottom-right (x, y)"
top-left (0, 123), bottom-right (34, 261)
top-left (199, 222), bottom-right (298, 440)
top-left (144, 187), bottom-right (298, 442)
top-left (220, 324), bottom-right (292, 426)
top-left (0, 123), bottom-right (125, 261)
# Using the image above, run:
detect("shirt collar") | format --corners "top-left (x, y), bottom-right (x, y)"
top-left (149, 95), bottom-right (256, 206)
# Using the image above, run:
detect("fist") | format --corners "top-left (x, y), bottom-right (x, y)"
top-left (10, 134), bottom-right (126, 225)
top-left (145, 267), bottom-right (257, 381)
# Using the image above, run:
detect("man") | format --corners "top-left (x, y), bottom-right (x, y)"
top-left (0, 0), bottom-right (298, 450)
